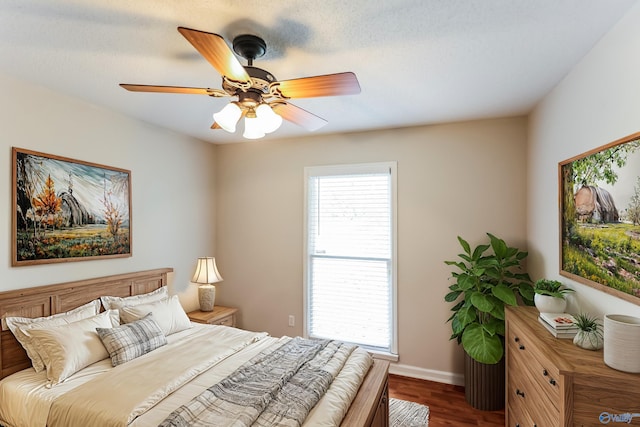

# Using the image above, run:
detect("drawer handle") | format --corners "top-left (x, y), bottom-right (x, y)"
top-left (515, 389), bottom-right (525, 398)
top-left (542, 369), bottom-right (557, 385)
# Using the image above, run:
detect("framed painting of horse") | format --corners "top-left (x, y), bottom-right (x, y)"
top-left (559, 132), bottom-right (640, 305)
top-left (12, 147), bottom-right (132, 266)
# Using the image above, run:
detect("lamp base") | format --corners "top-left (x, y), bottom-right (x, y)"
top-left (198, 284), bottom-right (216, 312)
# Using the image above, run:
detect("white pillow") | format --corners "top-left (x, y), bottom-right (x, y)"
top-left (100, 286), bottom-right (168, 311)
top-left (28, 310), bottom-right (119, 387)
top-left (119, 295), bottom-right (191, 336)
top-left (5, 299), bottom-right (101, 372)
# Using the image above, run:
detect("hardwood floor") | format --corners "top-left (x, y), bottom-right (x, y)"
top-left (388, 374), bottom-right (505, 426)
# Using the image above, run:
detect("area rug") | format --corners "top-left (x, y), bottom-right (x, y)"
top-left (389, 397), bottom-right (429, 427)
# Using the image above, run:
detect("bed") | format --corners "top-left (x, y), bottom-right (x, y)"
top-left (0, 268), bottom-right (389, 427)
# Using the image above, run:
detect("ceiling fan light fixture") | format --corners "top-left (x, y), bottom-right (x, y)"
top-left (243, 114), bottom-right (266, 139)
top-left (256, 103), bottom-right (283, 134)
top-left (213, 102), bottom-right (242, 133)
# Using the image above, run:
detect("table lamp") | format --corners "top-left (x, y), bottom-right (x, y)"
top-left (192, 257), bottom-right (223, 312)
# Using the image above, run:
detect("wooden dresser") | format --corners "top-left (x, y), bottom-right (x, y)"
top-left (506, 306), bottom-right (640, 426)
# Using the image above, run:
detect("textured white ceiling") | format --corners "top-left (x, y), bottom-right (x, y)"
top-left (0, 0), bottom-right (636, 144)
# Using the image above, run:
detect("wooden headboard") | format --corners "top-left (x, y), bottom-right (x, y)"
top-left (0, 268), bottom-right (173, 379)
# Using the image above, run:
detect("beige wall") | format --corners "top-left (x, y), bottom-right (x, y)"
top-left (214, 118), bottom-right (528, 383)
top-left (0, 73), bottom-right (217, 311)
top-left (528, 2), bottom-right (640, 319)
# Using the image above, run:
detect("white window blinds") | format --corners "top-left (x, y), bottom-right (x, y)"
top-left (304, 162), bottom-right (397, 354)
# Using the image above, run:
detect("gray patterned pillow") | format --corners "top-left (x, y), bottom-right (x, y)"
top-left (96, 313), bottom-right (167, 366)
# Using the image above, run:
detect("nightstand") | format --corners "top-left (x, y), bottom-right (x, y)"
top-left (187, 306), bottom-right (238, 327)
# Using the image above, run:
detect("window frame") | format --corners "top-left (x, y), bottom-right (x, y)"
top-left (303, 161), bottom-right (398, 358)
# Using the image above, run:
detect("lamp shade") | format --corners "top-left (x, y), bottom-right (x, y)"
top-left (213, 103), bottom-right (242, 133)
top-left (192, 257), bottom-right (223, 284)
top-left (256, 103), bottom-right (283, 134)
top-left (243, 115), bottom-right (266, 139)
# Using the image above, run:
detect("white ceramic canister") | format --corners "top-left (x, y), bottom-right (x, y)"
top-left (603, 314), bottom-right (640, 373)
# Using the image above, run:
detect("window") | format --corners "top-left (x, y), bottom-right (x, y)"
top-left (304, 162), bottom-right (397, 356)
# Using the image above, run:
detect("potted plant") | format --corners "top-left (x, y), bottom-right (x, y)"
top-left (445, 233), bottom-right (534, 410)
top-left (533, 279), bottom-right (574, 313)
top-left (573, 313), bottom-right (603, 350)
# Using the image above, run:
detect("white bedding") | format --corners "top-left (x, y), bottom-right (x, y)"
top-left (0, 323), bottom-right (373, 427)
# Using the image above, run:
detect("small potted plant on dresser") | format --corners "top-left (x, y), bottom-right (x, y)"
top-left (445, 233), bottom-right (534, 411)
top-left (573, 313), bottom-right (603, 350)
top-left (533, 279), bottom-right (574, 313)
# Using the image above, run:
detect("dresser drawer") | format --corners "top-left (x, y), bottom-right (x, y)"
top-left (573, 376), bottom-right (640, 426)
top-left (211, 315), bottom-right (234, 326)
top-left (508, 347), bottom-right (560, 427)
top-left (508, 320), bottom-right (561, 407)
top-left (507, 401), bottom-right (536, 427)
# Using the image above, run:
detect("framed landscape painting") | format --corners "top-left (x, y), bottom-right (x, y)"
top-left (12, 147), bottom-right (131, 266)
top-left (559, 132), bottom-right (640, 305)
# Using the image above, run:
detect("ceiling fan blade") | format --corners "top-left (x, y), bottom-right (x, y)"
top-left (273, 72), bottom-right (360, 99)
top-left (177, 27), bottom-right (250, 84)
top-left (120, 84), bottom-right (229, 97)
top-left (211, 122), bottom-right (221, 129)
top-left (271, 102), bottom-right (327, 131)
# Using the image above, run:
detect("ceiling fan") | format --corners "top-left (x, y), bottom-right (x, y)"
top-left (120, 27), bottom-right (361, 139)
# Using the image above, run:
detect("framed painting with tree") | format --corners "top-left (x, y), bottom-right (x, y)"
top-left (560, 132), bottom-right (640, 305)
top-left (12, 147), bottom-right (131, 266)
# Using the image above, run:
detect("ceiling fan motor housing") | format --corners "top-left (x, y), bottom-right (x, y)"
top-left (233, 34), bottom-right (267, 62)
top-left (222, 66), bottom-right (276, 97)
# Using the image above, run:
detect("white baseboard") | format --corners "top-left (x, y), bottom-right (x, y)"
top-left (389, 363), bottom-right (464, 386)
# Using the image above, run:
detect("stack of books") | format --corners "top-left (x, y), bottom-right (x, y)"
top-left (537, 312), bottom-right (578, 339)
